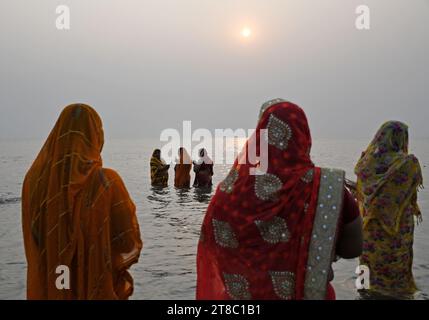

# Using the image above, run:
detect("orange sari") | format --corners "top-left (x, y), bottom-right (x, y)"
top-left (21, 104), bottom-right (142, 300)
top-left (174, 148), bottom-right (192, 188)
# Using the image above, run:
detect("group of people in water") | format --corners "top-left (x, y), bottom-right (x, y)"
top-left (150, 147), bottom-right (214, 189)
top-left (21, 99), bottom-right (423, 300)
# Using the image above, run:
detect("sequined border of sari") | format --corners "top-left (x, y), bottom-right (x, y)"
top-left (303, 168), bottom-right (345, 300)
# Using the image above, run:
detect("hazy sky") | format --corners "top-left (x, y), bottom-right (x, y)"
top-left (1, 0), bottom-right (428, 141)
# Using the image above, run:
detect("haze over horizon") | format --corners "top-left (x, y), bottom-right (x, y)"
top-left (1, 0), bottom-right (428, 141)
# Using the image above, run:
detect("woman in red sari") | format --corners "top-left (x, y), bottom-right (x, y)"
top-left (196, 99), bottom-right (362, 300)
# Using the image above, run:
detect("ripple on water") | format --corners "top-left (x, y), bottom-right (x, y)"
top-left (0, 197), bottom-right (21, 205)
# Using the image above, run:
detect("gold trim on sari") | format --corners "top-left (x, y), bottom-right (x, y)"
top-left (304, 168), bottom-right (345, 300)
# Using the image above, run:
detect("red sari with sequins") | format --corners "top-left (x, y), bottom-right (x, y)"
top-left (196, 100), bottom-right (346, 300)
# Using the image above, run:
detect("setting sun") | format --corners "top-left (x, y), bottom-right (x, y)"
top-left (241, 27), bottom-right (252, 38)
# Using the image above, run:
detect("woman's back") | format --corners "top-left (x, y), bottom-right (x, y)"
top-left (22, 104), bottom-right (142, 299)
top-left (196, 99), bottom-right (362, 300)
top-left (175, 147), bottom-right (192, 188)
top-left (355, 121), bottom-right (423, 298)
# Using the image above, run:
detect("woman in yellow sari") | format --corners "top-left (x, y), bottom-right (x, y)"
top-left (355, 121), bottom-right (423, 298)
top-left (174, 147), bottom-right (192, 188)
top-left (150, 149), bottom-right (169, 187)
top-left (22, 103), bottom-right (143, 300)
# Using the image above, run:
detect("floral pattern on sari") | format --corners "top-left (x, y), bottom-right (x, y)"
top-left (355, 121), bottom-right (423, 298)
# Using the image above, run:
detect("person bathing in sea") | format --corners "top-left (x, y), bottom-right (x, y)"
top-left (193, 148), bottom-right (214, 188)
top-left (150, 149), bottom-right (170, 187)
top-left (175, 147), bottom-right (192, 188)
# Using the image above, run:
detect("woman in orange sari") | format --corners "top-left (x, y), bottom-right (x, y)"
top-left (174, 147), bottom-right (192, 188)
top-left (21, 103), bottom-right (143, 300)
top-left (196, 99), bottom-right (362, 300)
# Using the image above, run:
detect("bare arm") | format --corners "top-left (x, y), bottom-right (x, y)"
top-left (336, 215), bottom-right (363, 259)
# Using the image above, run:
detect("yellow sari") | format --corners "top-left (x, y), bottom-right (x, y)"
top-left (150, 152), bottom-right (169, 187)
top-left (355, 121), bottom-right (423, 298)
top-left (22, 104), bottom-right (142, 299)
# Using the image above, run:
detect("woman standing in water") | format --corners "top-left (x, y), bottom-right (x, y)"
top-left (150, 149), bottom-right (170, 187)
top-left (355, 121), bottom-right (423, 298)
top-left (193, 148), bottom-right (214, 188)
top-left (174, 147), bottom-right (192, 188)
top-left (196, 99), bottom-right (362, 300)
top-left (22, 104), bottom-right (143, 300)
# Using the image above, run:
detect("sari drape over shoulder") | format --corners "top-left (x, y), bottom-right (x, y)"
top-left (196, 99), bottom-right (345, 300)
top-left (193, 162), bottom-right (214, 187)
top-left (150, 156), bottom-right (169, 187)
top-left (355, 121), bottom-right (423, 297)
top-left (22, 104), bottom-right (142, 300)
top-left (174, 148), bottom-right (192, 188)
